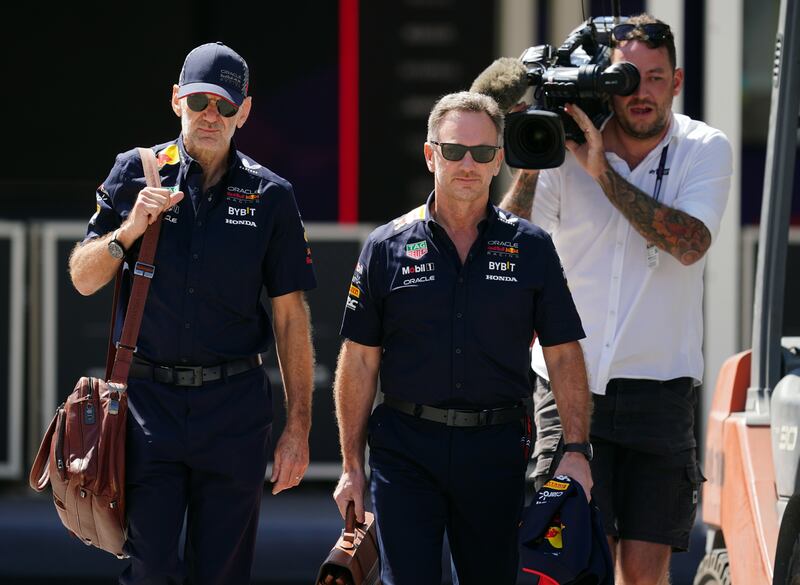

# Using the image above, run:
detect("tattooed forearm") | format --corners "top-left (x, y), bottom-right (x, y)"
top-left (499, 169), bottom-right (540, 218)
top-left (597, 166), bottom-right (711, 265)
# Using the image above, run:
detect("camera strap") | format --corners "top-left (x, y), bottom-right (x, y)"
top-left (646, 144), bottom-right (670, 269)
top-left (652, 144), bottom-right (670, 202)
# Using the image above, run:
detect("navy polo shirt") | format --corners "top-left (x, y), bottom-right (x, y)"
top-left (340, 193), bottom-right (585, 409)
top-left (85, 137), bottom-right (316, 366)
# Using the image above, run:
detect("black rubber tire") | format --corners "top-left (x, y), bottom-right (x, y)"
top-left (693, 549), bottom-right (731, 585)
top-left (780, 531), bottom-right (800, 585)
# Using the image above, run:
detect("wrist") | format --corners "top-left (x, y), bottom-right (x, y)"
top-left (115, 222), bottom-right (138, 250)
top-left (563, 441), bottom-right (593, 461)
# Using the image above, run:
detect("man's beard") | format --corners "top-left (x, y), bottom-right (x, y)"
top-left (613, 100), bottom-right (670, 140)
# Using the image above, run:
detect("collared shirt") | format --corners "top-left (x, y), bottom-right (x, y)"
top-left (340, 193), bottom-right (585, 409)
top-left (531, 113), bottom-right (732, 394)
top-left (85, 137), bottom-right (316, 366)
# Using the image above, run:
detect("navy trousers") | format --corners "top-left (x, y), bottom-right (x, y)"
top-left (368, 404), bottom-right (529, 585)
top-left (120, 366), bottom-right (272, 585)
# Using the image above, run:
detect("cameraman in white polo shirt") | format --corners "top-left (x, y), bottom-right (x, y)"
top-left (500, 14), bottom-right (732, 585)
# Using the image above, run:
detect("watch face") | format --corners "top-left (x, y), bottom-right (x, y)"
top-left (108, 240), bottom-right (125, 259)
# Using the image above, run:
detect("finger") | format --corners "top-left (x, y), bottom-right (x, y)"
top-left (272, 456), bottom-right (302, 494)
top-left (354, 494), bottom-right (365, 524)
top-left (564, 102), bottom-right (589, 122)
top-left (334, 493), bottom-right (350, 519)
top-left (169, 191), bottom-right (185, 206)
top-left (270, 450), bottom-right (281, 483)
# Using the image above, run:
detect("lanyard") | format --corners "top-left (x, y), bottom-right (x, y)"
top-left (652, 144), bottom-right (670, 202)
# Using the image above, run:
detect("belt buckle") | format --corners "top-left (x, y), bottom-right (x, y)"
top-left (478, 409), bottom-right (491, 425)
top-left (173, 366), bottom-right (203, 387)
top-left (445, 409), bottom-right (457, 426)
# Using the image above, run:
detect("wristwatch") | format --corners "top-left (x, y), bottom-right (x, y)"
top-left (107, 230), bottom-right (127, 260)
top-left (563, 442), bottom-right (593, 461)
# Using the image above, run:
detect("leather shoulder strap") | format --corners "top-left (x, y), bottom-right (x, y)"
top-left (108, 148), bottom-right (165, 385)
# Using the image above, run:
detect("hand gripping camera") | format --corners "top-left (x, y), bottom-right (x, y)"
top-left (505, 16), bottom-right (640, 169)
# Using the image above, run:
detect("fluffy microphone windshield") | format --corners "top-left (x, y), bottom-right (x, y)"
top-left (469, 57), bottom-right (529, 113)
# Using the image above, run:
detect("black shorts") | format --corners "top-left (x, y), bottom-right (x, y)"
top-left (531, 376), bottom-right (706, 551)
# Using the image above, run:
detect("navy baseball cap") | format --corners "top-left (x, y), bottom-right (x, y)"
top-left (177, 42), bottom-right (249, 106)
top-left (518, 475), bottom-right (613, 585)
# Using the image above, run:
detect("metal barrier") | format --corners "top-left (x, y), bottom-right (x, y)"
top-left (0, 221), bottom-right (25, 479)
top-left (30, 221), bottom-right (373, 480)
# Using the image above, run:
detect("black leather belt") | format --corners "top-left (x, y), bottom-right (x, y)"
top-left (382, 394), bottom-right (526, 427)
top-left (129, 355), bottom-right (263, 387)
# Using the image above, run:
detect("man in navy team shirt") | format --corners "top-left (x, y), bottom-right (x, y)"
top-left (332, 91), bottom-right (593, 585)
top-left (69, 42), bottom-right (316, 585)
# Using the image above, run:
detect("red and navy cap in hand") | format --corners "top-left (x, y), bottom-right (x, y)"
top-left (518, 475), bottom-right (614, 585)
top-left (177, 42), bottom-right (249, 106)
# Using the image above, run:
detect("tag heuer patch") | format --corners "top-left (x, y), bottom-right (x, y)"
top-left (405, 241), bottom-right (428, 260)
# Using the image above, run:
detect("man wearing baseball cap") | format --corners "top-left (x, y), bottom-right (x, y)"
top-left (69, 42), bottom-right (316, 584)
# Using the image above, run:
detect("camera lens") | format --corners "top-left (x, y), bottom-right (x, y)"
top-left (504, 109), bottom-right (565, 169)
top-left (523, 125), bottom-right (556, 156)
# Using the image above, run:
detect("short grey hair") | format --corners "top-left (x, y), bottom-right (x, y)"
top-left (426, 91), bottom-right (504, 144)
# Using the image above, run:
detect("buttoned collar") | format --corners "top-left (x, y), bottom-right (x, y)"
top-left (176, 135), bottom-right (241, 173)
top-left (421, 191), bottom-right (502, 238)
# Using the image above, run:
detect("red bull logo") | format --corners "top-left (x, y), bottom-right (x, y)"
top-left (156, 144), bottom-right (180, 168)
top-left (544, 522), bottom-right (564, 549)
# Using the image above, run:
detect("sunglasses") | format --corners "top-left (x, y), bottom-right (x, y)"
top-left (611, 22), bottom-right (672, 44)
top-left (185, 94), bottom-right (239, 118)
top-left (429, 141), bottom-right (501, 163)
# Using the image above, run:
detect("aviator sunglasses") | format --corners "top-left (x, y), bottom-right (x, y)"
top-left (429, 141), bottom-right (501, 163)
top-left (611, 22), bottom-right (673, 44)
top-left (185, 93), bottom-right (239, 118)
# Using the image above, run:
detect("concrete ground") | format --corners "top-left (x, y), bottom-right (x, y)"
top-left (0, 482), bottom-right (706, 584)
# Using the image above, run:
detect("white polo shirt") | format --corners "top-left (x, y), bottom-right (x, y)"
top-left (530, 113), bottom-right (732, 395)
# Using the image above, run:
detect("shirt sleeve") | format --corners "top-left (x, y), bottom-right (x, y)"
top-left (534, 233), bottom-right (586, 347)
top-left (262, 182), bottom-right (317, 297)
top-left (672, 130), bottom-right (732, 242)
top-left (531, 167), bottom-right (562, 234)
top-left (339, 235), bottom-right (383, 347)
top-left (85, 154), bottom-right (131, 242)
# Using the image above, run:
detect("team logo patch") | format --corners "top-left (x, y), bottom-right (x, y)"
top-left (544, 518), bottom-right (565, 549)
top-left (240, 158), bottom-right (262, 174)
top-left (402, 262), bottom-right (434, 275)
top-left (487, 240), bottom-right (520, 256)
top-left (405, 241), bottom-right (428, 260)
top-left (156, 144), bottom-right (180, 168)
top-left (226, 186), bottom-right (260, 204)
top-left (543, 479), bottom-right (569, 491)
top-left (349, 285), bottom-right (361, 298)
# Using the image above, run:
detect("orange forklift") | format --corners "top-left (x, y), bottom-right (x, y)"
top-left (693, 0), bottom-right (800, 583)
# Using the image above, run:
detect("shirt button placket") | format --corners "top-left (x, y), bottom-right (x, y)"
top-left (453, 270), bottom-right (467, 395)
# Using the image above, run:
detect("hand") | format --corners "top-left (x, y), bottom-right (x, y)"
top-left (121, 187), bottom-right (184, 243)
top-left (553, 452), bottom-right (593, 501)
top-left (563, 103), bottom-right (609, 180)
top-left (509, 101), bottom-right (529, 114)
top-left (270, 425), bottom-right (309, 495)
top-left (333, 468), bottom-right (367, 524)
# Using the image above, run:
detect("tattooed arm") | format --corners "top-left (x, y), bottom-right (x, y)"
top-left (561, 102), bottom-right (714, 266)
top-left (597, 167), bottom-right (711, 265)
top-left (499, 169), bottom-right (540, 218)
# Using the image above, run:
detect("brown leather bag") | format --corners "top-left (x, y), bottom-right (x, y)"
top-left (28, 147), bottom-right (165, 558)
top-left (316, 502), bottom-right (381, 585)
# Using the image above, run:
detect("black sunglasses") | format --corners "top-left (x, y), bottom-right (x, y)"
top-left (429, 141), bottom-right (501, 163)
top-left (185, 93), bottom-right (239, 118)
top-left (611, 22), bottom-right (672, 44)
